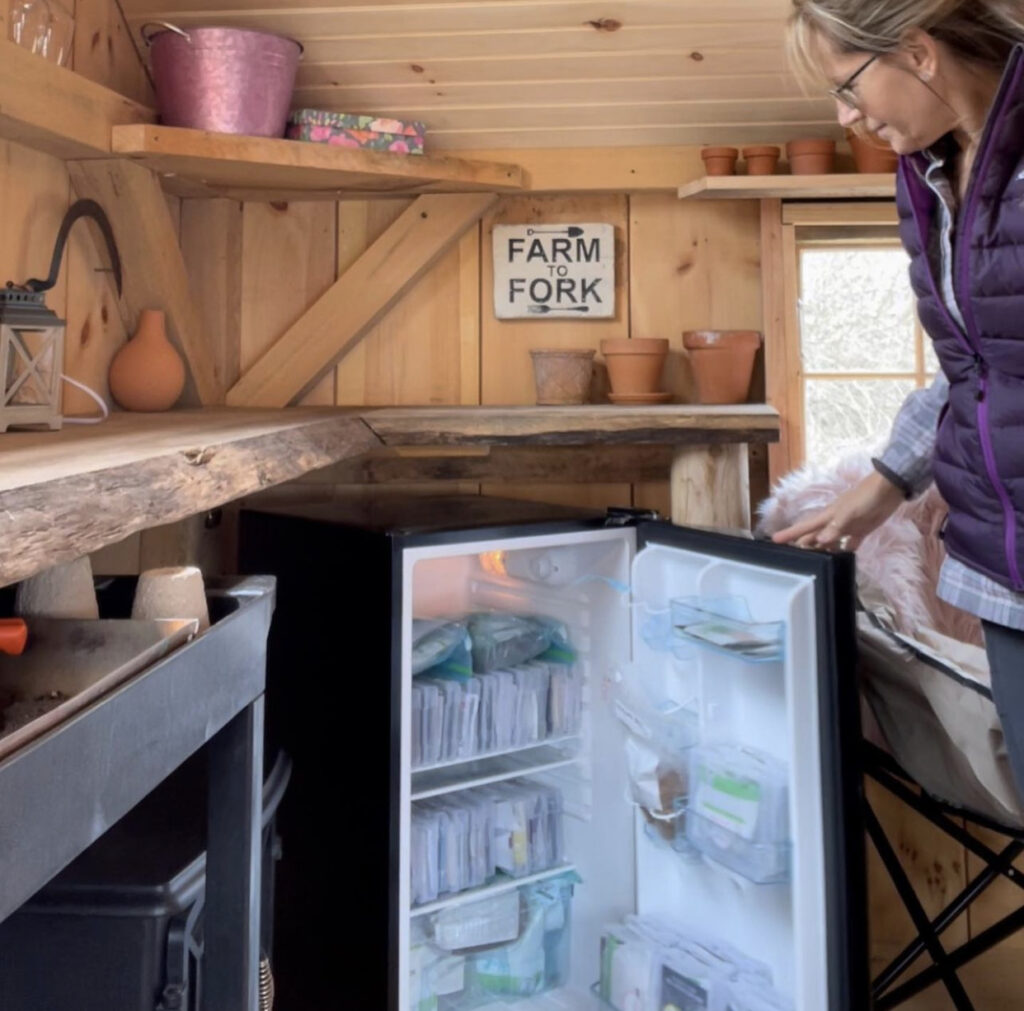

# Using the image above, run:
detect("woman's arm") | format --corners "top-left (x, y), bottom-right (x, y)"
top-left (772, 372), bottom-right (948, 550)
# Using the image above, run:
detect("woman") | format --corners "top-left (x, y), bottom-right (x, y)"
top-left (775, 0), bottom-right (1024, 788)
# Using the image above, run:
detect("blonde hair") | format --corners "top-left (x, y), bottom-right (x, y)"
top-left (788, 0), bottom-right (1024, 89)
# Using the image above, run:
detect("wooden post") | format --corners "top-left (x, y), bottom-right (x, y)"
top-left (670, 444), bottom-right (751, 530)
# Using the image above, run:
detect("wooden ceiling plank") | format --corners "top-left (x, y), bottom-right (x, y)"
top-left (292, 98), bottom-right (833, 133)
top-left (294, 48), bottom-right (791, 87)
top-left (122, 2), bottom-right (784, 36)
top-left (226, 193), bottom-right (496, 407)
top-left (121, 0), bottom-right (789, 18)
top-left (258, 23), bottom-right (792, 65)
top-left (293, 74), bottom-right (809, 110)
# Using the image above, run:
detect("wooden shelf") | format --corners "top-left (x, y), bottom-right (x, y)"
top-left (0, 405), bottom-right (778, 587)
top-left (111, 124), bottom-right (526, 201)
top-left (0, 38), bottom-right (153, 159)
top-left (363, 403), bottom-right (780, 447)
top-left (678, 173), bottom-right (896, 201)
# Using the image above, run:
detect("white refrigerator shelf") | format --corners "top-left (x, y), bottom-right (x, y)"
top-left (412, 742), bottom-right (582, 800)
top-left (410, 863), bottom-right (577, 918)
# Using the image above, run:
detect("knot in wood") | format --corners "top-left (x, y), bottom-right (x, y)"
top-left (182, 447), bottom-right (215, 467)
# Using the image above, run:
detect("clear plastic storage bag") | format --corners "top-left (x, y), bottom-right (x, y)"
top-left (686, 744), bottom-right (790, 884)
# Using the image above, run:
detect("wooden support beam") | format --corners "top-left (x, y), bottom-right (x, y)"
top-left (0, 38), bottom-right (153, 159)
top-left (310, 444), bottom-right (682, 486)
top-left (68, 159), bottom-right (222, 405)
top-left (227, 193), bottom-right (496, 407)
top-left (671, 444), bottom-right (751, 530)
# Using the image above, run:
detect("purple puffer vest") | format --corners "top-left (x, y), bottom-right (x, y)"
top-left (896, 44), bottom-right (1024, 591)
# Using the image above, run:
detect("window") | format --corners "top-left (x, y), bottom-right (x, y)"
top-left (798, 242), bottom-right (937, 464)
top-left (764, 202), bottom-right (934, 480)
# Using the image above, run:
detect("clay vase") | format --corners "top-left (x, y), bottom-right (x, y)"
top-left (701, 146), bottom-right (739, 177)
top-left (846, 128), bottom-right (899, 173)
top-left (108, 309), bottom-right (186, 412)
top-left (682, 330), bottom-right (762, 404)
top-left (742, 145), bottom-right (780, 176)
top-left (529, 348), bottom-right (595, 405)
top-left (600, 338), bottom-right (669, 397)
top-left (785, 138), bottom-right (836, 175)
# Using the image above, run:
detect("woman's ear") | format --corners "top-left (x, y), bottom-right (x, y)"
top-left (900, 26), bottom-right (941, 82)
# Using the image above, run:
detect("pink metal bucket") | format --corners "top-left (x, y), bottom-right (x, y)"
top-left (142, 22), bottom-right (302, 138)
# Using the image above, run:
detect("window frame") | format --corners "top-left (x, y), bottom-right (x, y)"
top-left (763, 200), bottom-right (921, 482)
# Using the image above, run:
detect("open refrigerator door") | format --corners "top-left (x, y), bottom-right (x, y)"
top-left (400, 522), bottom-right (863, 1011)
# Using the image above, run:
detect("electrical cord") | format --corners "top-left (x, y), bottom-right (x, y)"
top-left (60, 374), bottom-right (109, 425)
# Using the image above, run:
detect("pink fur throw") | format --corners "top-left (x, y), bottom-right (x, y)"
top-left (757, 453), bottom-right (984, 648)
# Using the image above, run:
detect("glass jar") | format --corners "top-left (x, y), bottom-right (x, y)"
top-left (8, 0), bottom-right (75, 67)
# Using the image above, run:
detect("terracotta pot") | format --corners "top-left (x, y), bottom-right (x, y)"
top-left (600, 337), bottom-right (669, 396)
top-left (846, 129), bottom-right (899, 173)
top-left (785, 138), bottom-right (836, 175)
top-left (529, 348), bottom-right (595, 405)
top-left (701, 146), bottom-right (739, 177)
top-left (108, 309), bottom-right (186, 412)
top-left (742, 145), bottom-right (780, 176)
top-left (682, 330), bottom-right (762, 404)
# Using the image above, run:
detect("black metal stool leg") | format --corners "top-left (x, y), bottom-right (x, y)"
top-left (874, 839), bottom-right (1024, 995)
top-left (865, 801), bottom-right (975, 1011)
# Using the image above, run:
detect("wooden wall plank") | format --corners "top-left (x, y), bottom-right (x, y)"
top-left (239, 201), bottom-right (338, 405)
top-left (181, 198), bottom-right (244, 392)
top-left (228, 193), bottom-right (494, 407)
top-left (72, 0), bottom-right (153, 104)
top-left (68, 159), bottom-right (222, 405)
top-left (480, 193), bottom-right (630, 509)
top-left (629, 193), bottom-right (762, 517)
top-left (334, 197), bottom-right (476, 408)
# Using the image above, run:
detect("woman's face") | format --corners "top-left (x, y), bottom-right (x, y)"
top-left (818, 37), bottom-right (959, 154)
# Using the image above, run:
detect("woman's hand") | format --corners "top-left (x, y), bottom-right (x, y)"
top-left (771, 470), bottom-right (906, 551)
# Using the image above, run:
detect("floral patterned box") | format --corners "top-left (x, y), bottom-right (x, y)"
top-left (286, 109), bottom-right (426, 154)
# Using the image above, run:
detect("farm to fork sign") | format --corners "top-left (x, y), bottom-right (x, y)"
top-left (493, 223), bottom-right (616, 320)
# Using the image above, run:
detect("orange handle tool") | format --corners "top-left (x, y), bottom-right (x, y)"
top-left (0, 619), bottom-right (28, 656)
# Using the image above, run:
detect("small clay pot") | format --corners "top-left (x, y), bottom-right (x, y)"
top-left (15, 557), bottom-right (99, 620)
top-left (682, 330), bottom-right (762, 405)
top-left (846, 129), bottom-right (899, 173)
top-left (742, 145), bottom-right (781, 176)
top-left (529, 348), bottom-right (595, 405)
top-left (785, 138), bottom-right (836, 175)
top-left (108, 308), bottom-right (186, 412)
top-left (132, 565), bottom-right (210, 631)
top-left (600, 337), bottom-right (669, 396)
top-left (701, 146), bottom-right (739, 177)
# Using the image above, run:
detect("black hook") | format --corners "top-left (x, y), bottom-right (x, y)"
top-left (25, 199), bottom-right (122, 297)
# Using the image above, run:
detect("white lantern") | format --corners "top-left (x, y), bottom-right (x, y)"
top-left (0, 199), bottom-right (121, 434)
top-left (0, 286), bottom-right (63, 433)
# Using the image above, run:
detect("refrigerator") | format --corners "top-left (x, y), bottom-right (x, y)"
top-left (238, 494), bottom-right (866, 1011)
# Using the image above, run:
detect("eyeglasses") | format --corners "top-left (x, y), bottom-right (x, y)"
top-left (828, 53), bottom-right (879, 110)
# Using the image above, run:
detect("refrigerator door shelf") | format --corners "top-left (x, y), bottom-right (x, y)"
top-left (670, 595), bottom-right (785, 664)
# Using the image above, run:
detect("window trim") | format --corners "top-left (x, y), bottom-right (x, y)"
top-left (763, 200), bottom-right (913, 483)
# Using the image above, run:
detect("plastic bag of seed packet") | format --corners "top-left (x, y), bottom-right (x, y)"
top-left (412, 619), bottom-right (473, 679)
top-left (466, 613), bottom-right (580, 673)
